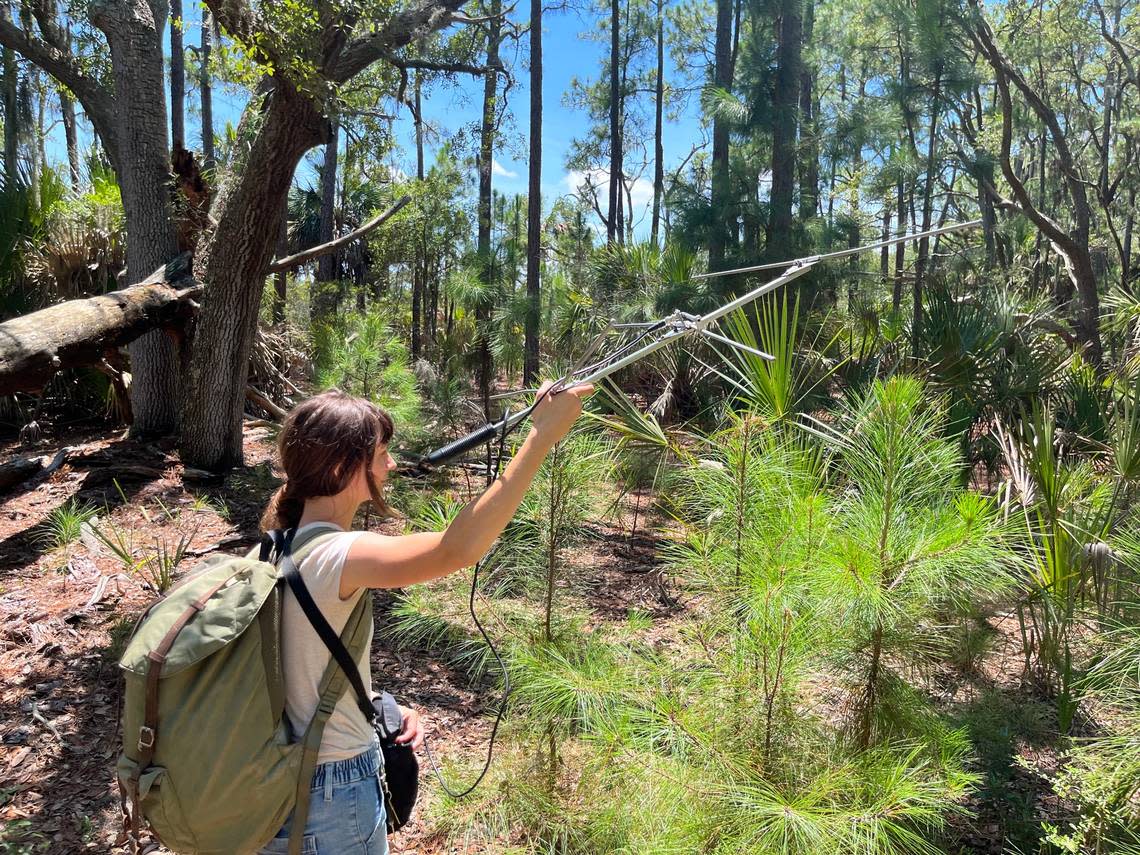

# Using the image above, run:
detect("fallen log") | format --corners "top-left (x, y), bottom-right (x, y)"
top-left (0, 447), bottom-right (71, 493)
top-left (245, 385), bottom-right (288, 421)
top-left (0, 254), bottom-right (200, 396)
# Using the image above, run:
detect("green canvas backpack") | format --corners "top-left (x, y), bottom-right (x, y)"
top-left (116, 524), bottom-right (371, 855)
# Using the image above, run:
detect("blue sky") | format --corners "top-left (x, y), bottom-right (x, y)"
top-left (45, 3), bottom-right (708, 240)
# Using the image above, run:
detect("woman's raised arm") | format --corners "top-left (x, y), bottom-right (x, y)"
top-left (339, 381), bottom-right (593, 595)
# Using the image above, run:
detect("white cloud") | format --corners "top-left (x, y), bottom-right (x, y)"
top-left (563, 168), bottom-right (656, 230)
top-left (492, 159), bottom-right (519, 179)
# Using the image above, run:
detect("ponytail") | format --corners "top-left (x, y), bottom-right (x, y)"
top-left (260, 481), bottom-right (305, 532)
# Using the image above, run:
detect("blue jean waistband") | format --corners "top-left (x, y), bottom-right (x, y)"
top-left (310, 744), bottom-right (381, 791)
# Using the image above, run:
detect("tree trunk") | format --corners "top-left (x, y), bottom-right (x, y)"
top-left (476, 0), bottom-right (501, 419)
top-left (412, 73), bottom-right (423, 361)
top-left (709, 0), bottom-right (733, 272)
top-left (879, 205), bottom-right (891, 284)
top-left (524, 0), bottom-right (542, 384)
top-left (892, 169), bottom-right (906, 313)
top-left (797, 0), bottom-right (817, 221)
top-left (912, 69), bottom-right (941, 355)
top-left (32, 66), bottom-right (44, 196)
top-left (61, 88), bottom-right (80, 190)
top-left (200, 11), bottom-right (214, 171)
top-left (651, 0), bottom-right (664, 248)
top-left (170, 0), bottom-right (184, 150)
top-left (607, 0), bottom-right (620, 245)
top-left (1124, 187), bottom-right (1135, 290)
top-left (767, 0), bottom-right (801, 260)
top-left (312, 119), bottom-right (339, 321)
top-left (181, 80), bottom-right (325, 470)
top-left (92, 0), bottom-right (184, 436)
top-left (273, 197), bottom-right (288, 327)
top-left (2, 5), bottom-right (18, 183)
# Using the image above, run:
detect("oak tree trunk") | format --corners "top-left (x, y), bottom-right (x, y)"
top-left (93, 0), bottom-right (184, 436)
top-left (181, 80), bottom-right (326, 470)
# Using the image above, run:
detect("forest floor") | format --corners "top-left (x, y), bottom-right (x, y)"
top-left (0, 422), bottom-right (1071, 854)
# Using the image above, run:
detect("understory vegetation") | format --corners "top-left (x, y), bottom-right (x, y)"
top-left (4, 0), bottom-right (1140, 848)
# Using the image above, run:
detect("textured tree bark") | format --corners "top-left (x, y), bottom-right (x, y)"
top-left (767, 0), bottom-right (801, 260)
top-left (879, 205), bottom-right (891, 284)
top-left (273, 198), bottom-right (288, 327)
top-left (606, 0), bottom-right (620, 245)
top-left (524, 0), bottom-right (541, 384)
top-left (61, 87), bottom-right (80, 190)
top-left (476, 0), bottom-right (501, 419)
top-left (709, 0), bottom-right (732, 272)
top-left (912, 69), bottom-right (941, 354)
top-left (651, 0), bottom-right (664, 248)
top-left (312, 120), bottom-right (340, 321)
top-left (1, 7), bottom-right (17, 181)
top-left (412, 72), bottom-right (424, 361)
top-left (180, 80), bottom-right (326, 470)
top-left (91, 0), bottom-right (184, 436)
top-left (892, 170), bottom-right (906, 314)
top-left (170, 0), bottom-right (184, 150)
top-left (199, 11), bottom-right (214, 170)
top-left (797, 0), bottom-right (817, 221)
top-left (0, 255), bottom-right (198, 395)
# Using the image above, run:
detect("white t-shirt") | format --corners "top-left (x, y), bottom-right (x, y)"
top-left (281, 522), bottom-right (376, 763)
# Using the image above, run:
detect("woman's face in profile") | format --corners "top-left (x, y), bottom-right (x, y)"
top-left (367, 441), bottom-right (397, 489)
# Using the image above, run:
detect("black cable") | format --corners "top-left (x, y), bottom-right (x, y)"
top-left (419, 385), bottom-right (556, 798)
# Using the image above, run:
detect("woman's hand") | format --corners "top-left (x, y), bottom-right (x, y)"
top-left (395, 705), bottom-right (425, 751)
top-left (530, 380), bottom-right (595, 446)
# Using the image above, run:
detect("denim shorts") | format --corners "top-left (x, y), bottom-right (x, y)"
top-left (258, 745), bottom-right (388, 854)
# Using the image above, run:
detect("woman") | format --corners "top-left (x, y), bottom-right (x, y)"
top-left (257, 380), bottom-right (592, 854)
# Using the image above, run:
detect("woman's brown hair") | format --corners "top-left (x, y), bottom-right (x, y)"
top-left (260, 389), bottom-right (395, 532)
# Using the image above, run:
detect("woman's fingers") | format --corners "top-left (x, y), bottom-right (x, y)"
top-left (396, 706), bottom-right (424, 750)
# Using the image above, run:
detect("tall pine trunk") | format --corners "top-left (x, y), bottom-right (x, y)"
top-left (911, 69), bottom-right (941, 355)
top-left (476, 0), bottom-right (501, 418)
top-left (709, 0), bottom-right (733, 272)
top-left (313, 120), bottom-right (339, 321)
top-left (651, 0), bottom-right (664, 247)
top-left (606, 0), bottom-right (620, 245)
top-left (768, 0), bottom-right (801, 260)
top-left (2, 6), bottom-right (18, 182)
top-left (797, 0), bottom-right (817, 221)
top-left (524, 0), bottom-right (542, 384)
top-left (170, 0), bottom-right (184, 150)
top-left (200, 11), bottom-right (214, 171)
top-left (61, 91), bottom-right (80, 190)
top-left (412, 73), bottom-right (423, 361)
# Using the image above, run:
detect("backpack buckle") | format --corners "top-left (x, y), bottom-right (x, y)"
top-left (137, 726), bottom-right (156, 751)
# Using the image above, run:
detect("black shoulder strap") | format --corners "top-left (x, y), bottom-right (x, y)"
top-left (273, 528), bottom-right (376, 725)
